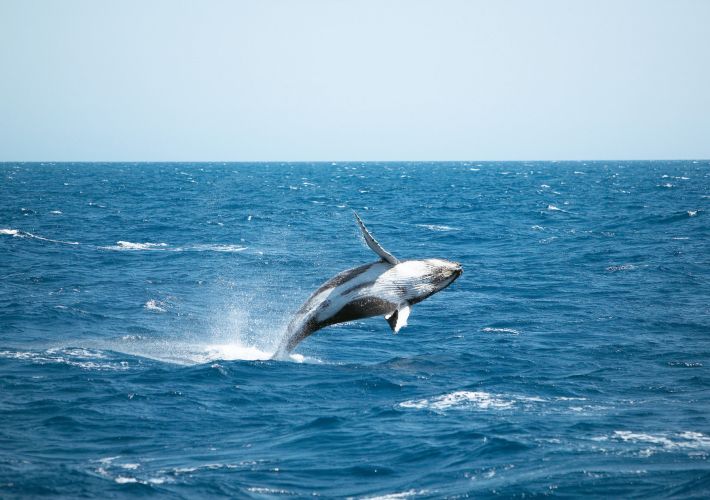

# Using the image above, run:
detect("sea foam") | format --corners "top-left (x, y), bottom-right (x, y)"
top-left (399, 391), bottom-right (515, 411)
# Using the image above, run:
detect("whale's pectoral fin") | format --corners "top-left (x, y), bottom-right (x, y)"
top-left (385, 303), bottom-right (411, 334)
top-left (385, 311), bottom-right (398, 332)
top-left (354, 211), bottom-right (400, 265)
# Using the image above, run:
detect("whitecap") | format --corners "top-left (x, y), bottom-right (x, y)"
top-left (610, 430), bottom-right (710, 450)
top-left (0, 348), bottom-right (129, 371)
top-left (0, 228), bottom-right (78, 245)
top-left (481, 327), bottom-right (520, 335)
top-left (606, 264), bottom-right (635, 272)
top-left (114, 476), bottom-right (138, 484)
top-left (121, 335), bottom-right (144, 341)
top-left (102, 241), bottom-right (249, 253)
top-left (113, 241), bottom-right (168, 251)
top-left (144, 300), bottom-right (167, 313)
top-left (416, 224), bottom-right (460, 232)
top-left (171, 462), bottom-right (246, 474)
top-left (687, 210), bottom-right (698, 217)
top-left (187, 244), bottom-right (247, 253)
top-left (399, 391), bottom-right (514, 411)
top-left (52, 347), bottom-right (107, 359)
top-left (363, 490), bottom-right (428, 500)
top-left (667, 361), bottom-right (702, 368)
top-left (248, 487), bottom-right (296, 495)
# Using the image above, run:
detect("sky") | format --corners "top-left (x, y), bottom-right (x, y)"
top-left (1, 0), bottom-right (709, 161)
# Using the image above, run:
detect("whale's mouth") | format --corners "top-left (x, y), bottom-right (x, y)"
top-left (448, 265), bottom-right (463, 287)
top-left (449, 263), bottom-right (463, 281)
top-left (436, 266), bottom-right (462, 292)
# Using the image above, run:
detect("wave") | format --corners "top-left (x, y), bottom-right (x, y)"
top-left (113, 241), bottom-right (167, 250)
top-left (0, 342), bottom-right (310, 370)
top-left (100, 241), bottom-right (247, 252)
top-left (187, 244), bottom-right (248, 253)
top-left (593, 431), bottom-right (710, 455)
top-left (105, 326), bottom-right (315, 365)
top-left (3, 229), bottom-right (247, 254)
top-left (0, 347), bottom-right (130, 371)
top-left (0, 228), bottom-right (79, 245)
top-left (398, 391), bottom-right (604, 414)
top-left (144, 299), bottom-right (167, 313)
top-left (399, 391), bottom-right (515, 411)
top-left (92, 455), bottom-right (263, 488)
top-left (133, 342), bottom-right (310, 365)
top-left (363, 490), bottom-right (429, 500)
top-left (606, 264), bottom-right (636, 272)
top-left (613, 430), bottom-right (710, 449)
top-left (481, 327), bottom-right (520, 335)
top-left (415, 224), bottom-right (460, 232)
top-left (0, 229), bottom-right (247, 254)
top-left (546, 204), bottom-right (570, 213)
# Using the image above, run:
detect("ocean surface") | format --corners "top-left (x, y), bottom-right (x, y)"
top-left (1, 161), bottom-right (708, 498)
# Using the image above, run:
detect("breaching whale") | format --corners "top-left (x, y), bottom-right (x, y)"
top-left (272, 212), bottom-right (462, 358)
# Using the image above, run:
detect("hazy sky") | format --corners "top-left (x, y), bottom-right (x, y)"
top-left (1, 1), bottom-right (709, 161)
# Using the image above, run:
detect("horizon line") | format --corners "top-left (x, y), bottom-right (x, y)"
top-left (1, 158), bottom-right (708, 164)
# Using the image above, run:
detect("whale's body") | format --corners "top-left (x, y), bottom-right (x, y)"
top-left (273, 213), bottom-right (462, 358)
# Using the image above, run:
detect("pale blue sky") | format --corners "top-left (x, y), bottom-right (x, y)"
top-left (1, 0), bottom-right (708, 161)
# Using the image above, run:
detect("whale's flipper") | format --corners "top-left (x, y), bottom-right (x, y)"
top-left (354, 212), bottom-right (399, 265)
top-left (385, 303), bottom-right (411, 334)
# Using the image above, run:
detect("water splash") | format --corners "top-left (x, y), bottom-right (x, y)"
top-left (106, 287), bottom-right (311, 364)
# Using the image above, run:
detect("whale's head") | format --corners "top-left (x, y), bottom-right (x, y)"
top-left (392, 258), bottom-right (462, 304)
top-left (423, 258), bottom-right (463, 290)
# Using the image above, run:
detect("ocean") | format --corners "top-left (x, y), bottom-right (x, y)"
top-left (0, 161), bottom-right (708, 498)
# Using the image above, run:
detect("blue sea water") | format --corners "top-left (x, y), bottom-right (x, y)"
top-left (0, 161), bottom-right (708, 498)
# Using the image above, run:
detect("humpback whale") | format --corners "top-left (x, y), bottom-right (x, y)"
top-left (272, 213), bottom-right (462, 358)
